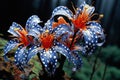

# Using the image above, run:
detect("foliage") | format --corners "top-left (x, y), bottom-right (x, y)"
top-left (100, 45), bottom-right (120, 68)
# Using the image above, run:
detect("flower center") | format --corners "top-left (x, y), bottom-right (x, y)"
top-left (17, 29), bottom-right (32, 46)
top-left (72, 6), bottom-right (90, 30)
top-left (40, 30), bottom-right (54, 50)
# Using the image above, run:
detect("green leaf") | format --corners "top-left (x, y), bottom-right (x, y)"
top-left (30, 55), bottom-right (42, 76)
top-left (29, 74), bottom-right (37, 80)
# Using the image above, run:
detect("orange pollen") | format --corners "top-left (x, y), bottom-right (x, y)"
top-left (72, 8), bottom-right (90, 30)
top-left (52, 17), bottom-right (69, 28)
top-left (17, 29), bottom-right (30, 46)
top-left (40, 32), bottom-right (54, 49)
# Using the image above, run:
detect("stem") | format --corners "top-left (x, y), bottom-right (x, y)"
top-left (90, 48), bottom-right (101, 80)
top-left (58, 55), bottom-right (66, 70)
top-left (58, 31), bottom-right (78, 70)
top-left (102, 64), bottom-right (107, 80)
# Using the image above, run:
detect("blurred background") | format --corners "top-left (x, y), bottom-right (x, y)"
top-left (0, 0), bottom-right (120, 80)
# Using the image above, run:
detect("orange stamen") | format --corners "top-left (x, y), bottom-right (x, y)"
top-left (72, 7), bottom-right (89, 30)
top-left (40, 30), bottom-right (54, 50)
top-left (52, 17), bottom-right (69, 28)
top-left (17, 29), bottom-right (32, 46)
top-left (72, 5), bottom-right (103, 31)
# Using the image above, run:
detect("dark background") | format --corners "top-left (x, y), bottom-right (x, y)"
top-left (0, 0), bottom-right (120, 47)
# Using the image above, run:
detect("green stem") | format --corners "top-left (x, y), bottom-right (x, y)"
top-left (58, 30), bottom-right (78, 70)
top-left (90, 48), bottom-right (101, 80)
top-left (102, 64), bottom-right (107, 80)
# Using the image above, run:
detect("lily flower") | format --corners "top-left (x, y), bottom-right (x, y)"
top-left (4, 15), bottom-right (41, 70)
top-left (27, 15), bottom-right (82, 73)
top-left (71, 2), bottom-right (105, 55)
top-left (53, 2), bottom-right (105, 55)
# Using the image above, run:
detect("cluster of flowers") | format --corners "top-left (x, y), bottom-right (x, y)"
top-left (4, 2), bottom-right (105, 74)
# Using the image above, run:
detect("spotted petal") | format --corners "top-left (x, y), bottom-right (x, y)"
top-left (27, 24), bottom-right (43, 37)
top-left (40, 48), bottom-right (57, 74)
top-left (84, 4), bottom-right (95, 16)
top-left (25, 15), bottom-right (42, 32)
top-left (87, 21), bottom-right (105, 46)
top-left (54, 42), bottom-right (71, 61)
top-left (75, 1), bottom-right (86, 18)
top-left (4, 39), bottom-right (19, 59)
top-left (8, 22), bottom-right (23, 37)
top-left (42, 19), bottom-right (53, 33)
top-left (52, 6), bottom-right (73, 19)
top-left (27, 45), bottom-right (41, 63)
top-left (53, 24), bottom-right (73, 39)
top-left (81, 29), bottom-right (98, 55)
top-left (76, 1), bottom-right (95, 18)
top-left (14, 46), bottom-right (27, 71)
top-left (87, 22), bottom-right (102, 34)
top-left (71, 51), bottom-right (82, 69)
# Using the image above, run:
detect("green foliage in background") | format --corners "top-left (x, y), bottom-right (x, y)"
top-left (0, 37), bottom-right (7, 56)
top-left (63, 46), bottom-right (120, 80)
top-left (100, 46), bottom-right (120, 67)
